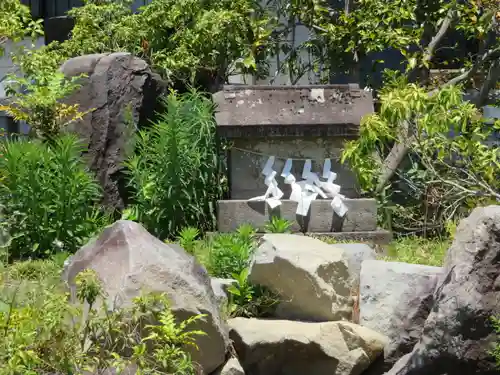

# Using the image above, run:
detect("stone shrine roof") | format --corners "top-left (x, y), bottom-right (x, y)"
top-left (213, 84), bottom-right (374, 138)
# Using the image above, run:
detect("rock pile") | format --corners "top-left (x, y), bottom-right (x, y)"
top-left (64, 205), bottom-right (500, 374)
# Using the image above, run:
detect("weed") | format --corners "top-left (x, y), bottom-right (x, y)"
top-left (206, 233), bottom-right (254, 278)
top-left (492, 316), bottom-right (500, 367)
top-left (226, 267), bottom-right (279, 318)
top-left (383, 236), bottom-right (450, 266)
top-left (265, 217), bottom-right (293, 233)
top-left (177, 227), bottom-right (200, 255)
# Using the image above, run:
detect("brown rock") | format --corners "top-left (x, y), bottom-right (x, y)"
top-left (63, 220), bottom-right (229, 374)
top-left (60, 53), bottom-right (166, 210)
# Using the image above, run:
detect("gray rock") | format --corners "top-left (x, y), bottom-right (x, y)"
top-left (249, 234), bottom-right (352, 322)
top-left (229, 317), bottom-right (387, 375)
top-left (211, 277), bottom-right (236, 308)
top-left (386, 206), bottom-right (500, 375)
top-left (60, 53), bottom-right (166, 210)
top-left (63, 220), bottom-right (229, 374)
top-left (212, 357), bottom-right (245, 375)
top-left (362, 271), bottom-right (439, 375)
top-left (359, 260), bottom-right (441, 337)
top-left (335, 243), bottom-right (377, 286)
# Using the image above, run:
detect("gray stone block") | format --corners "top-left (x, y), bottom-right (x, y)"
top-left (359, 260), bottom-right (442, 336)
top-left (217, 198), bottom-right (377, 233)
top-left (213, 85), bottom-right (374, 138)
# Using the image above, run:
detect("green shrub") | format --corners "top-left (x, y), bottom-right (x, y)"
top-left (342, 80), bottom-right (500, 235)
top-left (125, 90), bottom-right (226, 240)
top-left (204, 232), bottom-right (255, 279)
top-left (0, 268), bottom-right (204, 375)
top-left (15, 0), bottom-right (275, 88)
top-left (177, 226), bottom-right (201, 255)
top-left (226, 267), bottom-right (279, 318)
top-left (6, 258), bottom-right (62, 281)
top-left (0, 135), bottom-right (111, 260)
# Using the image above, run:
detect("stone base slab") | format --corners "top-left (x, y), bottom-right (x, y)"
top-left (207, 229), bottom-right (392, 248)
top-left (217, 198), bottom-right (377, 233)
top-left (307, 230), bottom-right (392, 247)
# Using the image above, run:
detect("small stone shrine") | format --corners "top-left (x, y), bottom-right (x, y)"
top-left (213, 85), bottom-right (391, 243)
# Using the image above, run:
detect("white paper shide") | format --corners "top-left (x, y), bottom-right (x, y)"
top-left (249, 156), bottom-right (348, 217)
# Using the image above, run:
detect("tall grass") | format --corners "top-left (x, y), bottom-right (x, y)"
top-left (0, 135), bottom-right (111, 260)
top-left (125, 90), bottom-right (226, 240)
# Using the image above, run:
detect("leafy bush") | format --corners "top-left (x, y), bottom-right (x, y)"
top-left (5, 258), bottom-right (63, 281)
top-left (0, 135), bottom-right (111, 260)
top-left (0, 71), bottom-right (88, 142)
top-left (0, 268), bottom-right (204, 375)
top-left (16, 0), bottom-right (276, 87)
top-left (0, 0), bottom-right (43, 56)
top-left (203, 231), bottom-right (256, 279)
top-left (125, 90), bottom-right (225, 240)
top-left (342, 76), bottom-right (500, 235)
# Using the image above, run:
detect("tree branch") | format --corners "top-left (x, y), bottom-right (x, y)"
top-left (474, 58), bottom-right (500, 107)
top-left (375, 12), bottom-right (456, 193)
top-left (422, 10), bottom-right (455, 66)
top-left (436, 46), bottom-right (500, 92)
top-left (375, 32), bottom-right (500, 194)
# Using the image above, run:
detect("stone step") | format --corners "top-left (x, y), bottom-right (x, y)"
top-left (217, 198), bottom-right (377, 233)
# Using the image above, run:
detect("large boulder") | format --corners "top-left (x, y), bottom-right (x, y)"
top-left (386, 205), bottom-right (500, 375)
top-left (335, 243), bottom-right (377, 286)
top-left (212, 357), bottom-right (245, 375)
top-left (359, 260), bottom-right (441, 337)
top-left (62, 220), bottom-right (229, 374)
top-left (211, 277), bottom-right (236, 310)
top-left (229, 317), bottom-right (388, 375)
top-left (361, 263), bottom-right (439, 375)
top-left (60, 53), bottom-right (166, 210)
top-left (249, 234), bottom-right (352, 322)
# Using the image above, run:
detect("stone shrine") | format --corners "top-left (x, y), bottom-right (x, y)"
top-left (213, 85), bottom-right (391, 244)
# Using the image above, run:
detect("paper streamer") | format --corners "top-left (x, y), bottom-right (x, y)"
top-left (248, 157), bottom-right (349, 218)
top-left (281, 159), bottom-right (293, 177)
top-left (262, 156), bottom-right (275, 176)
top-left (266, 197), bottom-right (282, 209)
top-left (297, 191), bottom-right (318, 216)
top-left (331, 195), bottom-right (348, 217)
top-left (302, 159), bottom-right (312, 179)
top-left (284, 174), bottom-right (302, 203)
top-left (249, 155), bottom-right (283, 209)
top-left (322, 159), bottom-right (331, 178)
